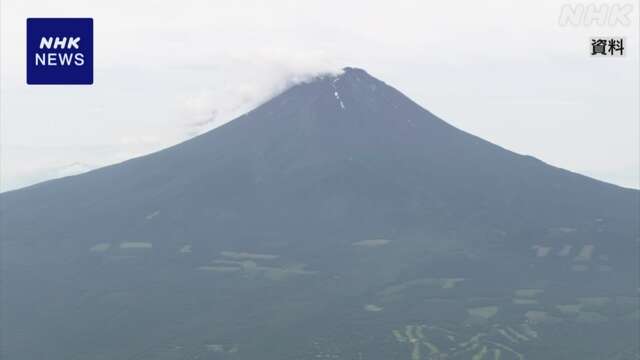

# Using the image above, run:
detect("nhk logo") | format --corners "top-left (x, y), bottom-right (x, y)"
top-left (27, 18), bottom-right (93, 85)
top-left (36, 37), bottom-right (85, 66)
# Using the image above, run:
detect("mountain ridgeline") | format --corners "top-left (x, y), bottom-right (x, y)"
top-left (1, 68), bottom-right (638, 360)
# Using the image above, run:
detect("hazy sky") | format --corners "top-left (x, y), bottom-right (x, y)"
top-left (1, 0), bottom-right (638, 191)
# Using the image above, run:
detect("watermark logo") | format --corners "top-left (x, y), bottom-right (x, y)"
top-left (27, 18), bottom-right (93, 85)
top-left (591, 37), bottom-right (625, 56)
top-left (559, 3), bottom-right (634, 27)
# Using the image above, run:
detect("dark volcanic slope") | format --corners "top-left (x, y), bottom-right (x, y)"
top-left (1, 68), bottom-right (638, 360)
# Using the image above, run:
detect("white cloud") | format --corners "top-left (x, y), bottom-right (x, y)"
top-left (177, 52), bottom-right (341, 135)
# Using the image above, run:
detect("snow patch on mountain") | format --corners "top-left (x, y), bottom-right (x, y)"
top-left (331, 76), bottom-right (346, 110)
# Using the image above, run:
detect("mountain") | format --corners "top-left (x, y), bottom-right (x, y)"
top-left (1, 67), bottom-right (638, 360)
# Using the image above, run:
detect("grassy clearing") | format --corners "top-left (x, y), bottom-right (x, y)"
top-left (496, 329), bottom-right (517, 343)
top-left (460, 333), bottom-right (487, 348)
top-left (577, 297), bottom-right (610, 307)
top-left (556, 304), bottom-right (582, 315)
top-left (513, 298), bottom-right (538, 305)
top-left (380, 277), bottom-right (464, 296)
top-left (574, 245), bottom-right (595, 262)
top-left (521, 324), bottom-right (538, 339)
top-left (472, 345), bottom-right (487, 360)
top-left (197, 266), bottom-right (240, 272)
top-left (467, 306), bottom-right (498, 319)
top-left (380, 279), bottom-right (439, 296)
top-left (364, 304), bottom-right (383, 312)
top-left (486, 341), bottom-right (524, 360)
top-left (207, 253), bottom-right (314, 280)
top-left (262, 266), bottom-right (316, 280)
top-left (352, 239), bottom-right (391, 247)
top-left (532, 245), bottom-right (551, 257)
top-left (220, 251), bottom-right (278, 260)
top-left (514, 289), bottom-right (543, 298)
top-left (441, 278), bottom-right (465, 289)
top-left (506, 327), bottom-right (529, 342)
top-left (393, 325), bottom-right (443, 360)
top-left (557, 245), bottom-right (572, 256)
top-left (205, 344), bottom-right (224, 352)
top-left (393, 329), bottom-right (405, 342)
top-left (211, 259), bottom-right (244, 265)
top-left (90, 243), bottom-right (111, 252)
top-left (120, 242), bottom-right (152, 249)
top-left (525, 311), bottom-right (559, 324)
top-left (575, 311), bottom-right (607, 323)
top-left (393, 323), bottom-right (533, 360)
top-left (145, 211), bottom-right (160, 220)
top-left (493, 349), bottom-right (502, 360)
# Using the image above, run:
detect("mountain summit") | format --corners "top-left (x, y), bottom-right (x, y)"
top-left (1, 68), bottom-right (638, 360)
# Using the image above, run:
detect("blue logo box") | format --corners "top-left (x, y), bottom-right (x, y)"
top-left (27, 18), bottom-right (93, 85)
